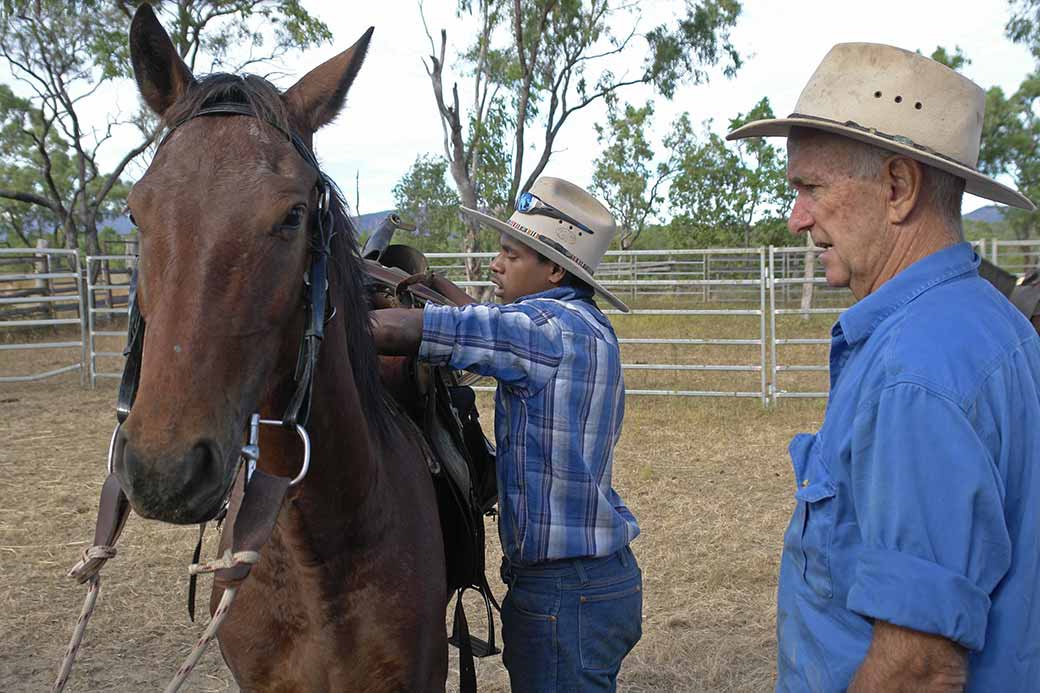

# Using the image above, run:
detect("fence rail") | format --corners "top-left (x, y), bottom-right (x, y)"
top-left (0, 247), bottom-right (86, 384)
top-left (2, 241), bottom-right (1037, 402)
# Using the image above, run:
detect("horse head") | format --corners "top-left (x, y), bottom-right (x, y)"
top-left (113, 5), bottom-right (373, 524)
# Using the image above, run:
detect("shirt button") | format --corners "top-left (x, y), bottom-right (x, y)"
top-left (801, 479), bottom-right (809, 487)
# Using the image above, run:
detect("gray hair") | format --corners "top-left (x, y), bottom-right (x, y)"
top-left (845, 140), bottom-right (965, 239)
top-left (791, 128), bottom-right (966, 240)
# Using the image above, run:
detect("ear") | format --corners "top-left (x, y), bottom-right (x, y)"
top-left (548, 263), bottom-right (568, 286)
top-left (284, 27), bottom-right (374, 134)
top-left (129, 4), bottom-right (195, 118)
top-left (884, 156), bottom-right (924, 225)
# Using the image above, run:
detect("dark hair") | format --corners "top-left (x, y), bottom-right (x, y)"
top-left (534, 251), bottom-right (592, 292)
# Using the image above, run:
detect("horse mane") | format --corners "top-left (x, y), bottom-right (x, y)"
top-left (164, 73), bottom-right (391, 436)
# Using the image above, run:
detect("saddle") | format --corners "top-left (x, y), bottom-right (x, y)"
top-left (978, 258), bottom-right (1040, 334)
top-left (362, 239), bottom-right (500, 689)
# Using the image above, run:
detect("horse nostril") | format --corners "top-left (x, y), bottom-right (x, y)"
top-left (185, 440), bottom-right (223, 488)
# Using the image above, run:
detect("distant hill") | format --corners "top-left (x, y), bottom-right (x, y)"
top-left (963, 205), bottom-right (1008, 224)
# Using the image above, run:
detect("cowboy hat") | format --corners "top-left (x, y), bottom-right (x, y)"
top-left (727, 42), bottom-right (1035, 211)
top-left (461, 177), bottom-right (630, 312)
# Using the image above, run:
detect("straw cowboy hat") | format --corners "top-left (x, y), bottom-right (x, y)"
top-left (461, 177), bottom-right (630, 312)
top-left (727, 42), bottom-right (1035, 211)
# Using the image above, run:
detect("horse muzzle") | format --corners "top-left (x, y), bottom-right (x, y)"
top-left (111, 426), bottom-right (236, 524)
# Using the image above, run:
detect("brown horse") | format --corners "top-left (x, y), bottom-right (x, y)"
top-left (113, 6), bottom-right (447, 691)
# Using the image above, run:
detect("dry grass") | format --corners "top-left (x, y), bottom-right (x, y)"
top-left (0, 341), bottom-right (827, 692)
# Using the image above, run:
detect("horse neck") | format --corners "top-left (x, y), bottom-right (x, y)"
top-left (260, 303), bottom-right (388, 547)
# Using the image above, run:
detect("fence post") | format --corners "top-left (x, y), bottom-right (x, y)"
top-left (800, 239), bottom-right (815, 320)
top-left (34, 238), bottom-right (53, 320)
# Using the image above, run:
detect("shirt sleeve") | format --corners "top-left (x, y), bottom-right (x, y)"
top-left (845, 381), bottom-right (1011, 651)
top-left (418, 302), bottom-right (563, 395)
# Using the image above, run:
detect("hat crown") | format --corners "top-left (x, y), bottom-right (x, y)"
top-left (514, 176), bottom-right (618, 274)
top-left (794, 43), bottom-right (984, 167)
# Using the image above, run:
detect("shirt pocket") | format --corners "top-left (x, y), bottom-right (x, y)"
top-left (787, 433), bottom-right (838, 600)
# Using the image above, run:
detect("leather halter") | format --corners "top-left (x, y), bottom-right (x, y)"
top-left (117, 102), bottom-right (334, 431)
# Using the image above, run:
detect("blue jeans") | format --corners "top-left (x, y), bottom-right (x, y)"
top-left (500, 546), bottom-right (643, 692)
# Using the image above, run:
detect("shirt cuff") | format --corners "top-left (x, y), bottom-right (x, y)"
top-left (418, 303), bottom-right (458, 367)
top-left (846, 547), bottom-right (991, 651)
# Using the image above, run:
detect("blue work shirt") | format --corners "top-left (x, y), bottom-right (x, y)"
top-left (776, 243), bottom-right (1040, 692)
top-left (419, 285), bottom-right (639, 565)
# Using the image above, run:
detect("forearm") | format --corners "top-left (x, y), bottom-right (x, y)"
top-left (849, 621), bottom-right (967, 693)
top-left (370, 308), bottom-right (425, 357)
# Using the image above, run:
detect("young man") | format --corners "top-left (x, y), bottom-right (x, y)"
top-left (728, 44), bottom-right (1040, 691)
top-left (371, 177), bottom-right (642, 692)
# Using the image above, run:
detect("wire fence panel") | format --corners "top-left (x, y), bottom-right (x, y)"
top-left (1, 239), bottom-right (1026, 403)
top-left (0, 246), bottom-right (86, 384)
top-left (85, 255), bottom-right (134, 386)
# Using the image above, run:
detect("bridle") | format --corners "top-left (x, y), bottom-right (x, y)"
top-left (119, 101), bottom-right (335, 433)
top-left (54, 102), bottom-right (342, 693)
top-left (111, 101), bottom-right (341, 501)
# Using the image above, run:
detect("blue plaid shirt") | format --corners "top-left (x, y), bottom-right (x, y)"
top-left (419, 285), bottom-right (640, 565)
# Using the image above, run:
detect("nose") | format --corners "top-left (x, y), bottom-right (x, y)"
top-left (788, 194), bottom-right (812, 236)
top-left (489, 254), bottom-right (504, 275)
top-left (113, 431), bottom-right (229, 524)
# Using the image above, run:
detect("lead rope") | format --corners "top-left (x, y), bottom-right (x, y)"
top-left (162, 549), bottom-right (259, 693)
top-left (52, 546), bottom-right (117, 692)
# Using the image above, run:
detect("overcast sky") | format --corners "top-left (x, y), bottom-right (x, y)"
top-left (296, 0), bottom-right (1036, 215)
top-left (44, 0), bottom-right (1040, 216)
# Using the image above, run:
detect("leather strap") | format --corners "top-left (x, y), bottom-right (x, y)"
top-left (69, 474), bottom-right (132, 584)
top-left (214, 469), bottom-right (291, 588)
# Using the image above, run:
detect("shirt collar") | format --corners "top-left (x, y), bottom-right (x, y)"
top-left (516, 284), bottom-right (595, 304)
top-left (837, 242), bottom-right (979, 345)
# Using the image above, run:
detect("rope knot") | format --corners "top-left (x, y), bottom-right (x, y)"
top-left (66, 545), bottom-right (117, 582)
top-left (188, 549), bottom-right (260, 576)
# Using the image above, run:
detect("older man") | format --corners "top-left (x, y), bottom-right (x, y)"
top-left (729, 44), bottom-right (1040, 691)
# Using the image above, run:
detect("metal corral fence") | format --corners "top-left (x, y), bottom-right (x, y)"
top-left (427, 248), bottom-right (770, 402)
top-left (0, 246), bottom-right (86, 384)
top-left (991, 239), bottom-right (1040, 276)
top-left (767, 239), bottom-right (990, 401)
top-left (2, 240), bottom-right (1036, 403)
top-left (85, 254), bottom-right (135, 385)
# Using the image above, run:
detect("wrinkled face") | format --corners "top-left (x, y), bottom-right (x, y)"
top-left (786, 133), bottom-right (891, 299)
top-left (488, 233), bottom-right (560, 303)
top-left (114, 118), bottom-right (316, 523)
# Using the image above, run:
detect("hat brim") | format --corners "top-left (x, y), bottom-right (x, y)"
top-left (460, 206), bottom-right (631, 313)
top-left (727, 117), bottom-right (1036, 211)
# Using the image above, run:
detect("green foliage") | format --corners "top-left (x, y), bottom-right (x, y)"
top-left (1007, 0), bottom-right (1040, 64)
top-left (646, 0), bottom-right (742, 97)
top-left (0, 1), bottom-right (329, 252)
top-left (665, 98), bottom-right (794, 248)
top-left (928, 45), bottom-right (971, 71)
top-left (590, 98), bottom-right (670, 249)
top-left (391, 154), bottom-right (463, 253)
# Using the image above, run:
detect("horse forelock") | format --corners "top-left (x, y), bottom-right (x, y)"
top-left (163, 73), bottom-right (291, 134)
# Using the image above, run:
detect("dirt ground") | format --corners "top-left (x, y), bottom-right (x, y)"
top-left (0, 345), bottom-right (826, 692)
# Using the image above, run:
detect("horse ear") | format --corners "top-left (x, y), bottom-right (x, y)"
top-left (129, 4), bottom-right (195, 118)
top-left (284, 28), bottom-right (374, 134)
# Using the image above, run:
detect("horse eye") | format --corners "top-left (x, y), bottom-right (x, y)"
top-left (281, 205), bottom-right (306, 229)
